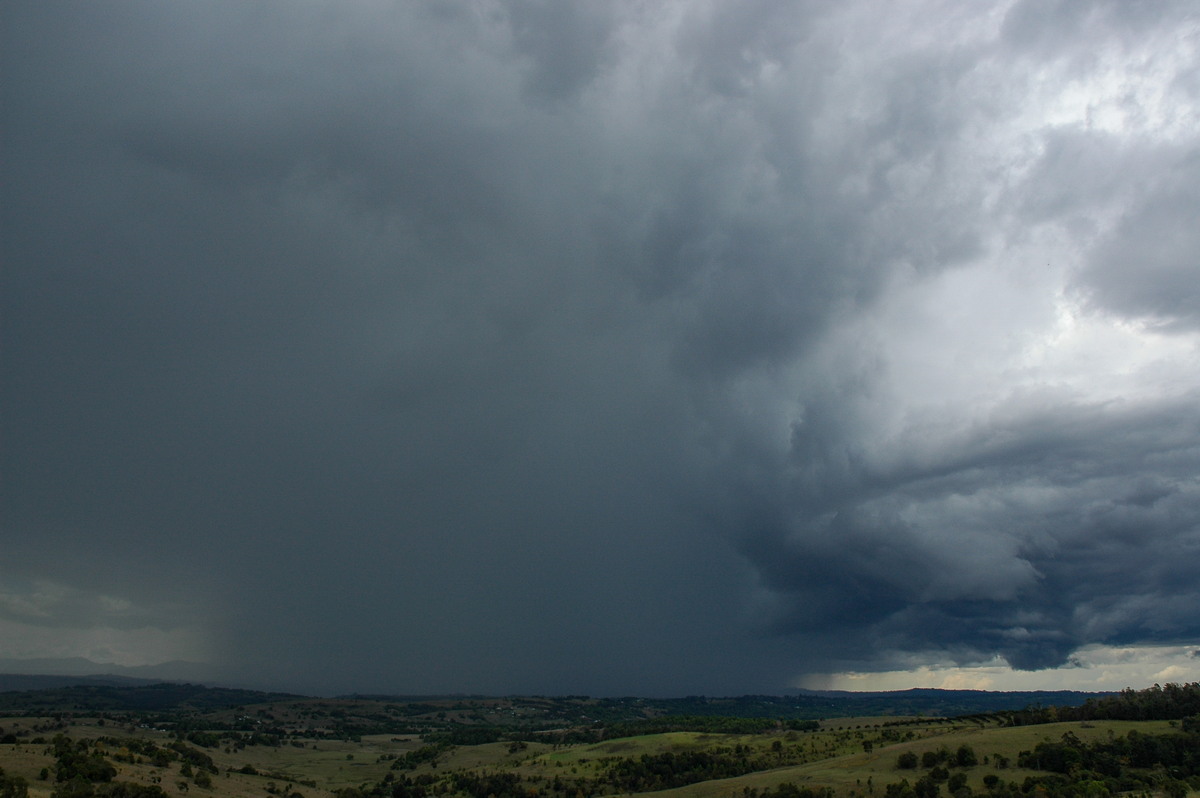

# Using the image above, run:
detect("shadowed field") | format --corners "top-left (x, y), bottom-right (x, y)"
top-left (3, 716), bottom-right (1186, 798)
top-left (2, 685), bottom-right (1197, 798)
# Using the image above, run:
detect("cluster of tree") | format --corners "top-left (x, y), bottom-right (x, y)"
top-left (381, 740), bottom-right (827, 798)
top-left (329, 775), bottom-right (436, 798)
top-left (448, 771), bottom-right (523, 798)
top-left (625, 693), bottom-right (1096, 722)
top-left (1, 766), bottom-right (30, 798)
top-left (888, 746), bottom-right (981, 798)
top-left (745, 784), bottom-right (833, 798)
top-left (1002, 682), bottom-right (1199, 726)
top-left (599, 715), bottom-right (818, 738)
top-left (886, 723), bottom-right (1200, 798)
top-left (404, 769), bottom-right (839, 798)
top-left (96, 737), bottom-right (175, 769)
top-left (603, 749), bottom-right (766, 792)
top-left (164, 742), bottom-right (216, 775)
top-left (896, 745), bottom-right (978, 770)
top-left (385, 773), bottom-right (439, 798)
top-left (41, 736), bottom-right (170, 798)
top-left (423, 726), bottom-right (505, 746)
top-left (1018, 727), bottom-right (1199, 778)
top-left (390, 743), bottom-right (450, 771)
top-left (49, 733), bottom-right (224, 795)
top-left (52, 735), bottom-right (117, 784)
top-left (884, 775), bottom-right (958, 798)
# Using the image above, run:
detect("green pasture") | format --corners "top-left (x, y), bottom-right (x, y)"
top-left (0, 719), bottom-right (416, 798)
top-left (544, 732), bottom-right (736, 762)
top-left (2, 713), bottom-right (1191, 798)
top-left (620, 719), bottom-right (1182, 798)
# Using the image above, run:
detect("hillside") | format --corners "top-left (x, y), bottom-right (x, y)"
top-left (1, 684), bottom-right (1196, 798)
top-left (0, 685), bottom-right (1106, 729)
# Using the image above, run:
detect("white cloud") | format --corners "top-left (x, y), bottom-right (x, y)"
top-left (801, 644), bottom-right (1200, 691)
top-left (0, 576), bottom-right (210, 667)
top-left (0, 618), bottom-right (211, 668)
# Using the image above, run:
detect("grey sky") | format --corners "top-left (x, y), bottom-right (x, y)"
top-left (3, 0), bottom-right (1199, 696)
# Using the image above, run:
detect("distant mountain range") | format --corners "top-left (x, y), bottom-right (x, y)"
top-left (0, 673), bottom-right (159, 692)
top-left (782, 687), bottom-right (1111, 718)
top-left (0, 657), bottom-right (219, 692)
top-left (0, 657), bottom-right (358, 696)
top-left (0, 681), bottom-right (306, 713)
top-left (0, 663), bottom-right (1111, 719)
top-left (0, 657), bottom-right (1119, 720)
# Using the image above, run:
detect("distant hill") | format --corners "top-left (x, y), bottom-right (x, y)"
top-left (0, 680), bottom-right (1107, 719)
top-left (0, 681), bottom-right (304, 712)
top-left (576, 690), bottom-right (1108, 721)
top-left (0, 683), bottom-right (1190, 798)
top-left (0, 657), bottom-right (217, 684)
top-left (784, 687), bottom-right (1108, 717)
top-left (0, 673), bottom-right (161, 693)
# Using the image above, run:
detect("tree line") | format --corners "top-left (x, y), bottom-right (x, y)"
top-left (889, 718), bottom-right (1199, 798)
top-left (1000, 682), bottom-right (1200, 726)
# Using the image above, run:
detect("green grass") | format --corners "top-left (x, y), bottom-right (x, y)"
top-left (2, 715), bottom-right (1190, 798)
top-left (610, 720), bottom-right (1182, 798)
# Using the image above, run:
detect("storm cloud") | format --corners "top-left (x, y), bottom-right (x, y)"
top-left (3, 0), bottom-right (1199, 695)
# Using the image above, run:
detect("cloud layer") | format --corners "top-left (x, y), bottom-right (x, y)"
top-left (3, 0), bottom-right (1199, 694)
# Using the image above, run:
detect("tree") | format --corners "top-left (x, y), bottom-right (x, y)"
top-left (2, 773), bottom-right (30, 798)
top-left (914, 776), bottom-right (939, 798)
top-left (103, 783), bottom-right (168, 798)
top-left (1161, 779), bottom-right (1187, 798)
top-left (53, 777), bottom-right (95, 798)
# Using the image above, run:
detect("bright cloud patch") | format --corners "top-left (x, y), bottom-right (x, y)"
top-left (0, 576), bottom-right (210, 668)
top-left (802, 644), bottom-right (1200, 691)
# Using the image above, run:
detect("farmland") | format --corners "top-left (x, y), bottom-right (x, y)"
top-left (1, 684), bottom-right (1197, 798)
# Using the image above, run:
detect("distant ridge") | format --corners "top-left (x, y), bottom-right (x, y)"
top-left (0, 681), bottom-right (305, 712)
top-left (0, 657), bottom-right (217, 685)
top-left (774, 688), bottom-right (1108, 717)
top-left (793, 687), bottom-right (1109, 701)
top-left (0, 670), bottom-right (1112, 718)
top-left (0, 673), bottom-right (163, 693)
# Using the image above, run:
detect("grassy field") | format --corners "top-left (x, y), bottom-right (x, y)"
top-left (640, 720), bottom-right (1179, 798)
top-left (0, 714), bottom-right (1189, 798)
top-left (0, 718), bottom-right (422, 798)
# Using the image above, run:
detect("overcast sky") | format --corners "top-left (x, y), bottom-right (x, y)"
top-left (3, 0), bottom-right (1199, 697)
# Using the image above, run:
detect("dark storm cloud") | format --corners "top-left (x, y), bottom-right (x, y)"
top-left (3, 0), bottom-right (1199, 693)
top-left (745, 389), bottom-right (1200, 672)
top-left (504, 0), bottom-right (618, 102)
